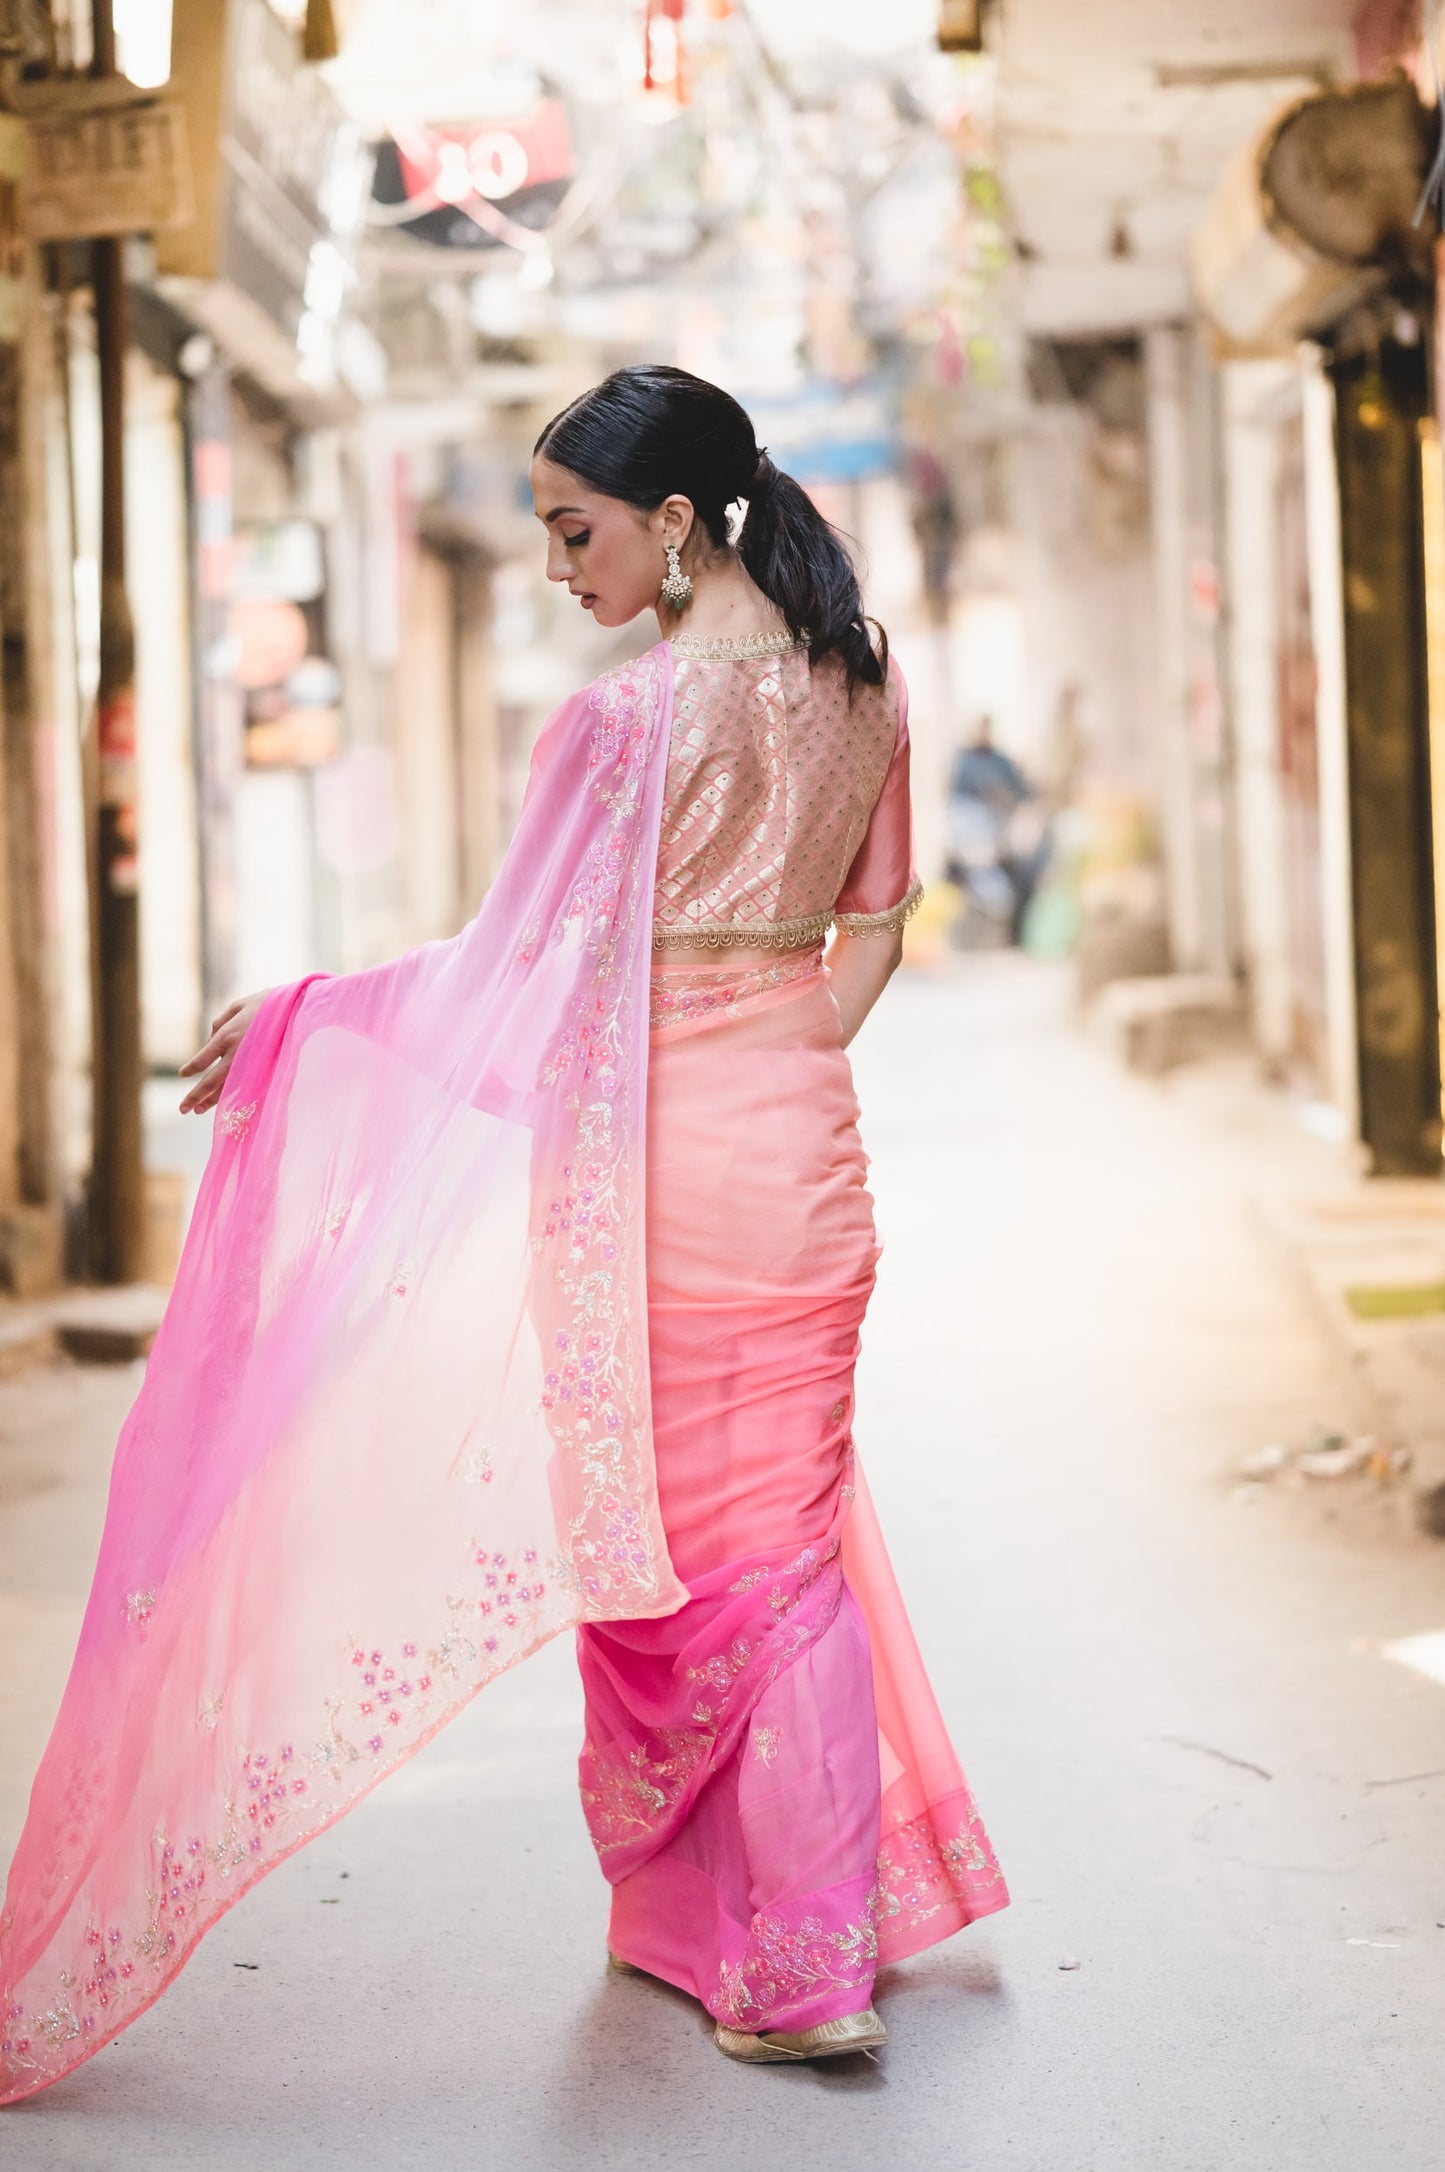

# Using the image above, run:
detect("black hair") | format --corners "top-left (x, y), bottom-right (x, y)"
top-left (534, 363), bottom-right (886, 688)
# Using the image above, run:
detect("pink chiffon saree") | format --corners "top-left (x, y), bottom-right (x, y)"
top-left (0, 639), bottom-right (1005, 2105)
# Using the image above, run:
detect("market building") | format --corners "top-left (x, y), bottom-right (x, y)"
top-left (3, 0), bottom-right (1445, 1297)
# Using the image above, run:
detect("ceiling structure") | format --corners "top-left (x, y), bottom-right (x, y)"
top-left (995, 0), bottom-right (1363, 335)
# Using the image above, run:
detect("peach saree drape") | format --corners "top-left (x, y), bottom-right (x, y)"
top-left (0, 640), bottom-right (1006, 2106)
top-left (579, 934), bottom-right (1007, 2036)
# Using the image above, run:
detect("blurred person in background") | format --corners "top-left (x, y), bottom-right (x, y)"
top-left (0, 368), bottom-right (1006, 2102)
top-left (947, 714), bottom-right (1052, 945)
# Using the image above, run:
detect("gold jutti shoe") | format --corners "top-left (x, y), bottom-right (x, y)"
top-left (713, 2007), bottom-right (888, 2063)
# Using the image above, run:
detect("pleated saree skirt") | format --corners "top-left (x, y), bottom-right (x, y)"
top-left (576, 954), bottom-right (1008, 2033)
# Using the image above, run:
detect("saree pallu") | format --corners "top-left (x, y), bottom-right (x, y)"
top-left (0, 650), bottom-right (688, 2106)
top-left (577, 954), bottom-right (1008, 2032)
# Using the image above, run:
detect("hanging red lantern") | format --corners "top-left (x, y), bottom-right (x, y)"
top-left (643, 0), bottom-right (690, 101)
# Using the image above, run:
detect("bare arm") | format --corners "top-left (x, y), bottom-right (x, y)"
top-left (826, 928), bottom-right (903, 1048)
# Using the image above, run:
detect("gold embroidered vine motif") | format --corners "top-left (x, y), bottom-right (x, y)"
top-left (537, 652), bottom-right (669, 1608)
top-left (716, 1892), bottom-right (881, 2025)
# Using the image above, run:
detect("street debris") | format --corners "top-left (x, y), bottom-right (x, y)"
top-left (1232, 1429), bottom-right (1410, 1500)
top-left (1058, 1957), bottom-right (1082, 1971)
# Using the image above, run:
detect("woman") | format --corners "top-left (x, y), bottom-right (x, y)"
top-left (0, 369), bottom-right (1005, 2100)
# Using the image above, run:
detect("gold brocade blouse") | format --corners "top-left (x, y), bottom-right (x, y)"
top-left (652, 630), bottom-right (922, 950)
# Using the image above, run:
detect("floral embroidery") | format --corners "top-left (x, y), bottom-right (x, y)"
top-left (0, 1532), bottom-right (592, 2087)
top-left (0, 1827), bottom-right (230, 2083)
top-left (687, 1633), bottom-right (755, 1696)
top-left (875, 1802), bottom-right (1008, 1941)
top-left (323, 1203), bottom-right (351, 1237)
top-left (581, 1529), bottom-right (842, 1863)
top-left (580, 1728), bottom-right (711, 1853)
top-left (752, 1725), bottom-right (782, 1767)
top-left (529, 652), bottom-right (671, 1608)
top-left (716, 1891), bottom-right (880, 2026)
top-left (0, 655), bottom-right (686, 2106)
top-left (648, 949), bottom-right (823, 1031)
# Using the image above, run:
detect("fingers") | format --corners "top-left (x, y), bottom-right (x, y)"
top-left (179, 1000), bottom-right (259, 1078)
top-left (179, 1055), bottom-right (231, 1115)
top-left (178, 990), bottom-right (266, 1104)
top-left (178, 1028), bottom-right (233, 1078)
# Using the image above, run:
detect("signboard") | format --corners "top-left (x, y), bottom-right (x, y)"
top-left (376, 101), bottom-right (574, 251)
top-left (24, 101), bottom-right (194, 243)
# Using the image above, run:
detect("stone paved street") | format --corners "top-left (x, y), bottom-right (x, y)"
top-left (3, 958), bottom-right (1444, 2171)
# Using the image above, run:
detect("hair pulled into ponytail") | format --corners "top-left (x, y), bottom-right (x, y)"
top-left (735, 451), bottom-right (884, 688)
top-left (535, 365), bottom-right (886, 690)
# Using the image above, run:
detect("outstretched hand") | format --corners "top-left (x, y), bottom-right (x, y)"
top-left (178, 992), bottom-right (269, 1114)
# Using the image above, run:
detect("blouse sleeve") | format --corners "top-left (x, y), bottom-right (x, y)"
top-left (832, 662), bottom-right (924, 936)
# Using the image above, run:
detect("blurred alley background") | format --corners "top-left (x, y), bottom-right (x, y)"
top-left (0, 0), bottom-right (1443, 1283)
top-left (5, 4), bottom-right (1445, 2164)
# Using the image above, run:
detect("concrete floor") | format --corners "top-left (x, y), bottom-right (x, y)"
top-left (3, 958), bottom-right (1444, 2171)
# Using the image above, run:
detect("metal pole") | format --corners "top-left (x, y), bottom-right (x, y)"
top-left (88, 0), bottom-right (144, 1282)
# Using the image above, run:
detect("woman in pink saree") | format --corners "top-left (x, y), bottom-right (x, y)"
top-left (0, 367), bottom-right (1005, 2098)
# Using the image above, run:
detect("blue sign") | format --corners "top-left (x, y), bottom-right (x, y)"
top-left (747, 380), bottom-right (897, 486)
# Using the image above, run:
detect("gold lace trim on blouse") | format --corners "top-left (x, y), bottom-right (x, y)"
top-left (834, 875), bottom-right (925, 938)
top-left (653, 911), bottom-right (834, 952)
top-left (651, 880), bottom-right (922, 951)
top-left (669, 628), bottom-right (804, 661)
